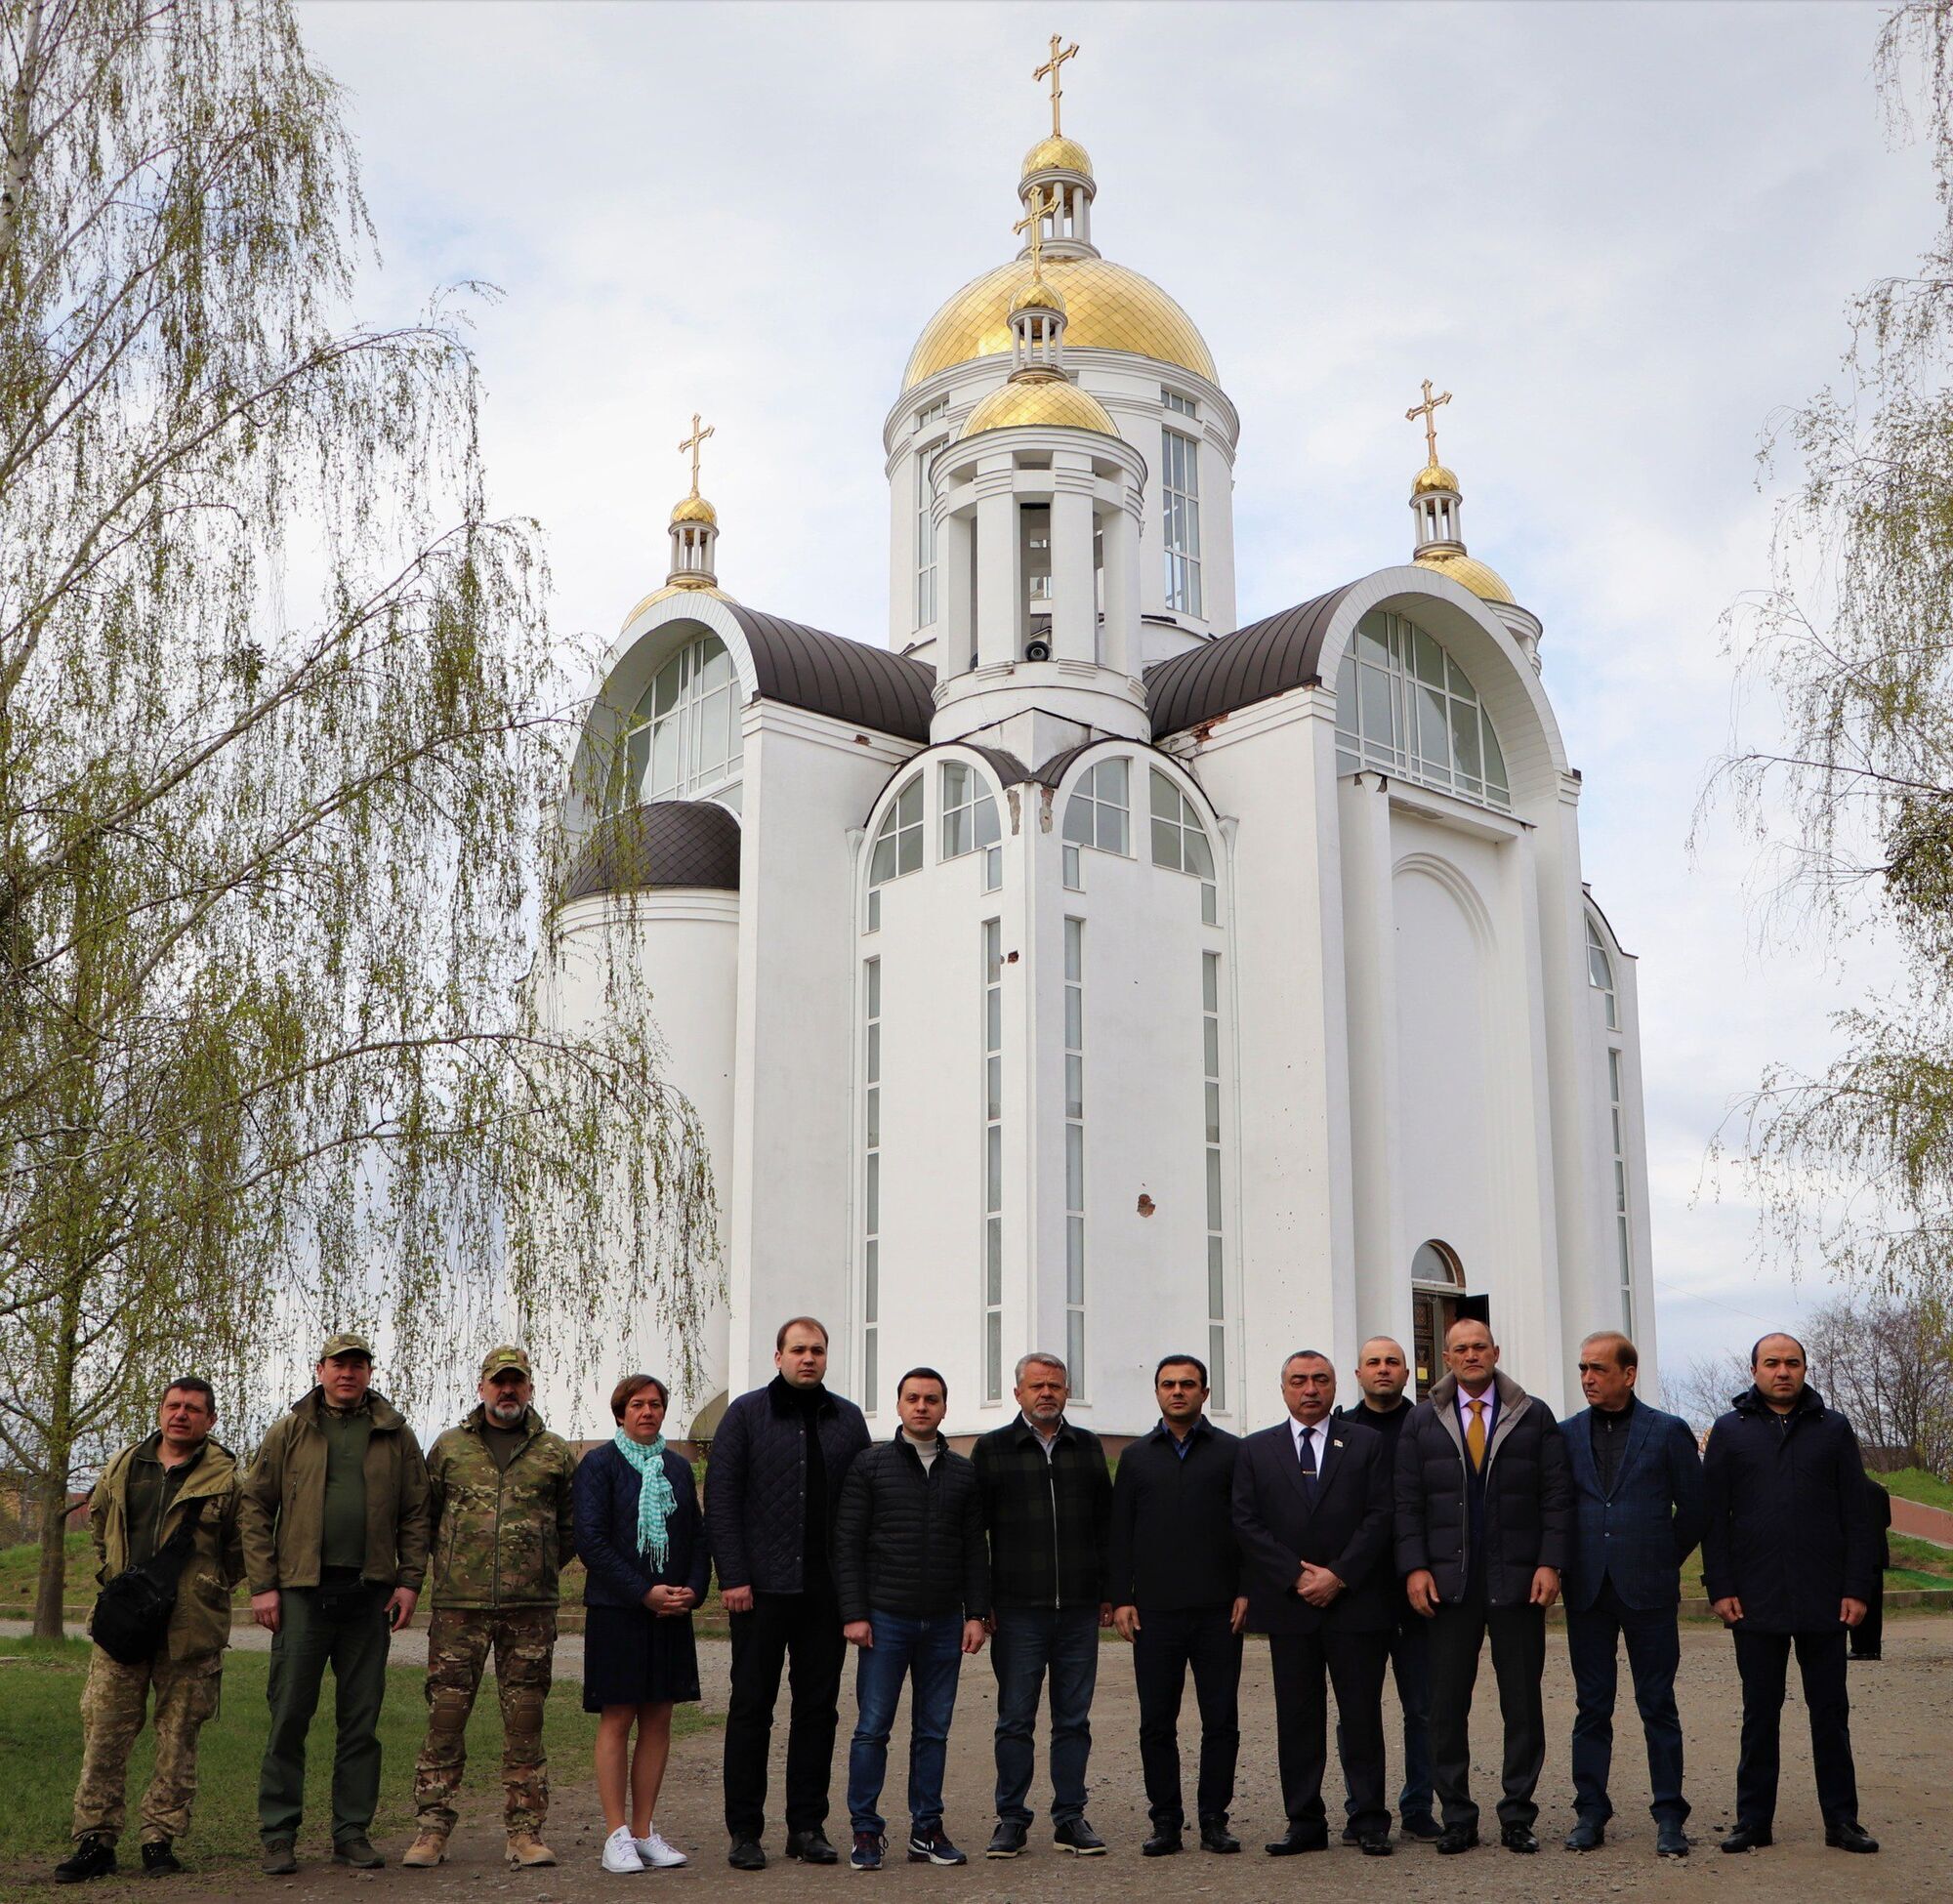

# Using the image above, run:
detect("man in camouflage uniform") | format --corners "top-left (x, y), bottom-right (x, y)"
top-left (402, 1345), bottom-right (578, 1871)
top-left (56, 1377), bottom-right (244, 1884)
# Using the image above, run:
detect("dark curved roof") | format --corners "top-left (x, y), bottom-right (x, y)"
top-left (561, 801), bottom-right (741, 903)
top-left (1144, 583), bottom-right (1357, 737)
top-left (727, 605), bottom-right (935, 743)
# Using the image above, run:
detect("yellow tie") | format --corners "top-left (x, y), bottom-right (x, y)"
top-left (1467, 1398), bottom-right (1486, 1470)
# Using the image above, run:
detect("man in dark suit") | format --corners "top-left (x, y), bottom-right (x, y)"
top-left (1702, 1332), bottom-right (1879, 1855)
top-left (1231, 1350), bottom-right (1395, 1858)
top-left (1395, 1317), bottom-right (1571, 1856)
top-left (1558, 1332), bottom-right (1704, 1858)
top-left (1108, 1353), bottom-right (1246, 1858)
top-left (1849, 1477), bottom-right (1891, 1662)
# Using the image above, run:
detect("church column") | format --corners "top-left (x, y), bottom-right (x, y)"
top-left (1098, 498), bottom-right (1138, 677)
top-left (941, 505), bottom-right (974, 676)
top-left (1049, 466), bottom-right (1096, 664)
top-left (974, 458), bottom-right (1019, 670)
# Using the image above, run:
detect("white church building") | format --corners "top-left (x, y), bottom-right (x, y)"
top-left (554, 57), bottom-right (1654, 1443)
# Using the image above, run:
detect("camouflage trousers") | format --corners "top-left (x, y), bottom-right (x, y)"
top-left (413, 1606), bottom-right (557, 1836)
top-left (72, 1644), bottom-right (224, 1844)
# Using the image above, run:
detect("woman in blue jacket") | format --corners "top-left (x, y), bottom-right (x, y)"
top-left (573, 1373), bottom-right (711, 1874)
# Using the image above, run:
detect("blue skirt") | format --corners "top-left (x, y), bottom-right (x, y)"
top-left (582, 1602), bottom-right (702, 1712)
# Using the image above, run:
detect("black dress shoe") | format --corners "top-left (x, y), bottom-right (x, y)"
top-left (1359, 1834), bottom-right (1393, 1856)
top-left (1400, 1814), bottom-right (1444, 1842)
top-left (727, 1838), bottom-right (767, 1871)
top-left (984, 1820), bottom-right (1026, 1858)
top-left (784, 1829), bottom-right (837, 1864)
top-left (1435, 1826), bottom-right (1479, 1855)
top-left (140, 1842), bottom-right (184, 1876)
top-left (1849, 1649), bottom-right (1882, 1662)
top-left (1198, 1820), bottom-right (1240, 1854)
top-left (1720, 1823), bottom-right (1772, 1853)
top-left (1656, 1821), bottom-right (1689, 1858)
top-left (1264, 1827), bottom-right (1329, 1856)
top-left (1563, 1819), bottom-right (1604, 1852)
top-left (1142, 1829), bottom-right (1182, 1856)
top-left (1053, 1818), bottom-right (1106, 1855)
top-left (1825, 1822), bottom-right (1880, 1854)
top-left (1341, 1823), bottom-right (1362, 1843)
top-left (1501, 1825), bottom-right (1539, 1854)
top-left (54, 1837), bottom-right (117, 1884)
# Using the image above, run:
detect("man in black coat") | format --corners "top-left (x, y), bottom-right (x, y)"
top-left (833, 1367), bottom-right (988, 1872)
top-left (1702, 1333), bottom-right (1879, 1855)
top-left (704, 1316), bottom-right (871, 1871)
top-left (1558, 1331), bottom-right (1704, 1858)
top-left (1329, 1336), bottom-right (1439, 1842)
top-left (1232, 1349), bottom-right (1395, 1858)
top-left (1394, 1317), bottom-right (1571, 1856)
top-left (1108, 1352), bottom-right (1246, 1858)
top-left (971, 1350), bottom-right (1112, 1859)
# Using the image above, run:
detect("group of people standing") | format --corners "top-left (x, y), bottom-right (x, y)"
top-left (55, 1312), bottom-right (1888, 1883)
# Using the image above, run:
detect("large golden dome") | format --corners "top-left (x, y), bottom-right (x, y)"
top-left (904, 256), bottom-right (1215, 392)
top-left (1414, 548), bottom-right (1515, 605)
top-left (959, 379), bottom-right (1119, 441)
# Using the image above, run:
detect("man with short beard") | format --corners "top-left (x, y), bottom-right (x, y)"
top-left (402, 1346), bottom-right (578, 1871)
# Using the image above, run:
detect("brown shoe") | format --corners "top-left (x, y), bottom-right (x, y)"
top-left (506, 1832), bottom-right (557, 1869)
top-left (400, 1832), bottom-right (447, 1869)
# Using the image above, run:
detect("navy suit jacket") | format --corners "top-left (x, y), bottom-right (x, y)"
top-left (1558, 1401), bottom-right (1704, 1612)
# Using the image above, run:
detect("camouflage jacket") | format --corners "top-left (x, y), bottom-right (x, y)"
top-left (91, 1434), bottom-right (245, 1661)
top-left (425, 1405), bottom-right (578, 1611)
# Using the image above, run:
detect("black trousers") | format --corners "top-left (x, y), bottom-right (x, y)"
top-left (1267, 1629), bottom-right (1389, 1838)
top-left (723, 1583), bottom-right (847, 1841)
top-left (1849, 1576), bottom-right (1884, 1657)
top-left (1733, 1628), bottom-right (1859, 1830)
top-left (1427, 1591), bottom-right (1547, 1833)
top-left (1131, 1603), bottom-right (1242, 1831)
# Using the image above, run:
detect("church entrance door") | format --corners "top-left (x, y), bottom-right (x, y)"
top-left (1410, 1239), bottom-right (1466, 1393)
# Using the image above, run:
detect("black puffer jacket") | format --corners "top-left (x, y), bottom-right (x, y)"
top-left (704, 1378), bottom-right (870, 1595)
top-left (832, 1434), bottom-right (989, 1624)
top-left (1394, 1371), bottom-right (1571, 1608)
top-left (1701, 1385), bottom-right (1876, 1632)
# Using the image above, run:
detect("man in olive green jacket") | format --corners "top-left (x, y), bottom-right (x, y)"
top-left (238, 1332), bottom-right (431, 1874)
top-left (402, 1345), bottom-right (578, 1871)
top-left (56, 1377), bottom-right (244, 1885)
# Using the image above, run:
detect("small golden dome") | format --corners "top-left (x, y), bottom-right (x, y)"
top-left (1009, 275), bottom-right (1067, 317)
top-left (1411, 463), bottom-right (1460, 497)
top-left (670, 493), bottom-right (718, 526)
top-left (959, 379), bottom-right (1119, 441)
top-left (905, 256), bottom-right (1214, 392)
top-left (1414, 549), bottom-right (1515, 605)
top-left (1021, 134), bottom-right (1093, 179)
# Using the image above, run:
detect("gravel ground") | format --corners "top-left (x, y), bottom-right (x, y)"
top-left (39, 1617), bottom-right (1953, 1904)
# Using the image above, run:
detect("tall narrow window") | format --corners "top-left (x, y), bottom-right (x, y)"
top-left (614, 633), bottom-right (743, 811)
top-left (1586, 919), bottom-right (1619, 1030)
top-left (1608, 1047), bottom-right (1634, 1335)
top-left (1063, 917), bottom-right (1086, 1395)
top-left (1149, 768), bottom-right (1218, 922)
top-left (982, 919), bottom-right (1004, 1403)
top-left (914, 455), bottom-right (936, 628)
top-left (1202, 949), bottom-right (1226, 1411)
top-left (862, 958), bottom-right (882, 1412)
top-left (866, 773), bottom-right (924, 931)
top-left (1162, 425), bottom-right (1202, 615)
top-left (941, 761), bottom-right (1002, 890)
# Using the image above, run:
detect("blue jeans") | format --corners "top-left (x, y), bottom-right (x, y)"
top-left (846, 1611), bottom-right (965, 1837)
top-left (1340, 1606), bottom-right (1434, 1824)
top-left (1567, 1581), bottom-right (1686, 1824)
top-left (991, 1605), bottom-right (1099, 1828)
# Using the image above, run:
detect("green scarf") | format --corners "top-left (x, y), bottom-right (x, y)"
top-left (612, 1429), bottom-right (678, 1574)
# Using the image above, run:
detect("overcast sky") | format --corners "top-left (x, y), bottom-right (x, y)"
top-left (300, 0), bottom-right (1933, 1389)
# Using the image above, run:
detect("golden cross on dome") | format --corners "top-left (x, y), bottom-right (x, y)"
top-left (1034, 34), bottom-right (1079, 138)
top-left (1405, 379), bottom-right (1452, 466)
top-left (678, 412), bottom-right (714, 497)
top-left (1012, 185), bottom-right (1061, 278)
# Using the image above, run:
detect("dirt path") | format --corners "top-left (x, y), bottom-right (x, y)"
top-left (99, 1617), bottom-right (1953, 1903)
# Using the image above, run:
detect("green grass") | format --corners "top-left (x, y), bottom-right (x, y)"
top-left (0, 1534), bottom-right (95, 1616)
top-left (0, 1635), bottom-right (714, 1893)
top-left (1882, 1466), bottom-right (1953, 1513)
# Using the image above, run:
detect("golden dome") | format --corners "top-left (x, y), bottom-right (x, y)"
top-left (670, 493), bottom-right (718, 526)
top-left (1021, 134), bottom-right (1093, 179)
top-left (1414, 549), bottom-right (1515, 605)
top-left (623, 581), bottom-right (733, 626)
top-left (905, 256), bottom-right (1215, 392)
top-left (1411, 463), bottom-right (1460, 497)
top-left (959, 379), bottom-right (1119, 441)
top-left (1009, 275), bottom-right (1067, 317)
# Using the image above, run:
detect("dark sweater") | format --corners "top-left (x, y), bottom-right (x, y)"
top-left (1106, 1418), bottom-right (1241, 1610)
top-left (1591, 1395), bottom-right (1637, 1497)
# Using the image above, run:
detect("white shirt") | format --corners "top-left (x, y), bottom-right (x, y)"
top-left (1288, 1416), bottom-right (1327, 1476)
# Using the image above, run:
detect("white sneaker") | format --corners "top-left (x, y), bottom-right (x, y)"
top-left (602, 1827), bottom-right (646, 1873)
top-left (635, 1829), bottom-right (687, 1869)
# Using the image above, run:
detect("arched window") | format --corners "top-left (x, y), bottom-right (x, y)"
top-left (940, 761), bottom-right (1002, 890)
top-left (1335, 610), bottom-right (1510, 810)
top-left (1410, 1239), bottom-right (1466, 1391)
top-left (1586, 917), bottom-right (1618, 1031)
top-left (1060, 757), bottom-right (1129, 889)
top-left (865, 773), bottom-right (923, 931)
top-left (618, 633), bottom-right (742, 810)
top-left (1149, 768), bottom-right (1219, 925)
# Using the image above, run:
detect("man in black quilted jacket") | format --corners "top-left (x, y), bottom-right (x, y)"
top-left (705, 1316), bottom-right (870, 1872)
top-left (1394, 1317), bottom-right (1571, 1856)
top-left (833, 1367), bottom-right (989, 1871)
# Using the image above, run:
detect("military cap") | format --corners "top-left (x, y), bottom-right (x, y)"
top-left (479, 1345), bottom-right (532, 1379)
top-left (318, 1329), bottom-right (375, 1362)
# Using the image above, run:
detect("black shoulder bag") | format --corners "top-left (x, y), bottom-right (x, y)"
top-left (89, 1500), bottom-right (208, 1664)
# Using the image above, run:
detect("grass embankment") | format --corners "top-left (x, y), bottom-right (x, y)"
top-left (1881, 1467), bottom-right (1953, 1515)
top-left (0, 1635), bottom-right (715, 1893)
